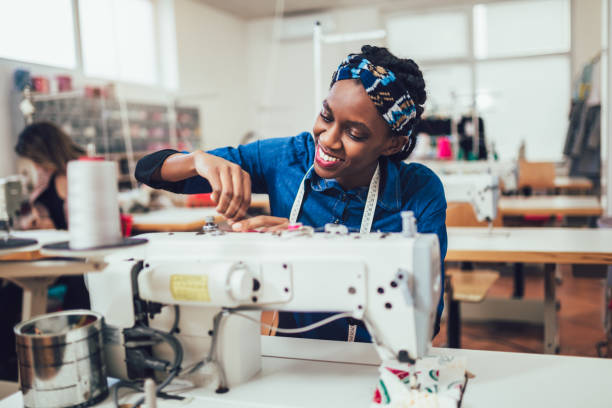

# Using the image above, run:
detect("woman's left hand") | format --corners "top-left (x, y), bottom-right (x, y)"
top-left (231, 216), bottom-right (290, 232)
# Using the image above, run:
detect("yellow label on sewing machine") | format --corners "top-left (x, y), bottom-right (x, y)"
top-left (170, 275), bottom-right (210, 302)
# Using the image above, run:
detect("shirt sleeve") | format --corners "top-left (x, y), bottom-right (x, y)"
top-left (134, 133), bottom-right (312, 195)
top-left (135, 149), bottom-right (185, 193)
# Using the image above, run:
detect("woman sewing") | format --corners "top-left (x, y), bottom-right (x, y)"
top-left (14, 121), bottom-right (90, 310)
top-left (136, 45), bottom-right (447, 341)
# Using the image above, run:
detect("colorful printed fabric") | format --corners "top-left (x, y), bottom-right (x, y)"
top-left (331, 55), bottom-right (418, 137)
top-left (371, 355), bottom-right (467, 408)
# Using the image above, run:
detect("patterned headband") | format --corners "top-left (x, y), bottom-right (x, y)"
top-left (331, 55), bottom-right (418, 137)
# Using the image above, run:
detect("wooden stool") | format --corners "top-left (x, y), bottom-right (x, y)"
top-left (446, 268), bottom-right (500, 348)
top-left (261, 310), bottom-right (279, 336)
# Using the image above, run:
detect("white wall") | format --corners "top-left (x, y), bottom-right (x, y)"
top-left (174, 0), bottom-right (248, 149)
top-left (245, 6), bottom-right (385, 140)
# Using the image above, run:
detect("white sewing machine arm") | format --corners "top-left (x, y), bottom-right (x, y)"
top-left (89, 229), bottom-right (441, 389)
top-left (441, 173), bottom-right (500, 222)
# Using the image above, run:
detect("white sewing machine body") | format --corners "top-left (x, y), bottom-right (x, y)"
top-left (440, 173), bottom-right (500, 223)
top-left (88, 229), bottom-right (441, 391)
top-left (420, 160), bottom-right (517, 193)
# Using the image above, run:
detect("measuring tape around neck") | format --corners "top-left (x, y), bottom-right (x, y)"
top-left (289, 162), bottom-right (380, 234)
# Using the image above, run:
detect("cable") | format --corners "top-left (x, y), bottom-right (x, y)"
top-left (231, 311), bottom-right (354, 334)
top-left (128, 326), bottom-right (184, 408)
top-left (168, 305), bottom-right (180, 335)
top-left (113, 380), bottom-right (142, 408)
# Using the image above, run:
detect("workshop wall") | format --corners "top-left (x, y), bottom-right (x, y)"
top-left (174, 0), bottom-right (249, 150)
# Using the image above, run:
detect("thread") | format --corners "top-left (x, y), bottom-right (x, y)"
top-left (67, 160), bottom-right (121, 249)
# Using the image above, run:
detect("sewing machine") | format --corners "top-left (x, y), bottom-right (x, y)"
top-left (440, 173), bottom-right (500, 224)
top-left (423, 160), bottom-right (517, 193)
top-left (87, 221), bottom-right (441, 396)
top-left (0, 176), bottom-right (38, 253)
top-left (0, 176), bottom-right (25, 233)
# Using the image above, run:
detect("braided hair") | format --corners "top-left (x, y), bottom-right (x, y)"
top-left (331, 45), bottom-right (426, 161)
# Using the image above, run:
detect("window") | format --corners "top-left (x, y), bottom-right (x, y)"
top-left (474, 0), bottom-right (570, 59)
top-left (421, 64), bottom-right (472, 114)
top-left (385, 0), bottom-right (571, 161)
top-left (79, 0), bottom-right (157, 84)
top-left (476, 56), bottom-right (571, 161)
top-left (387, 11), bottom-right (469, 61)
top-left (0, 0), bottom-right (76, 68)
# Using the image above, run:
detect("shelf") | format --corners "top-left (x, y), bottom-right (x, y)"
top-left (27, 91), bottom-right (201, 188)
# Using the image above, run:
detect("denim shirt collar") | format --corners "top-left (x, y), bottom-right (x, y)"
top-left (305, 158), bottom-right (401, 212)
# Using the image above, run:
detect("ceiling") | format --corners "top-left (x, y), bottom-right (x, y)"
top-left (196, 0), bottom-right (468, 19)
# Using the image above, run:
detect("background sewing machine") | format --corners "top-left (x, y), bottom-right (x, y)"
top-left (440, 173), bottom-right (500, 227)
top-left (421, 160), bottom-right (517, 193)
top-left (0, 176), bottom-right (38, 253)
top-left (87, 223), bottom-right (441, 399)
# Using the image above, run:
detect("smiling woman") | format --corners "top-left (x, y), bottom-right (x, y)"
top-left (135, 45), bottom-right (447, 342)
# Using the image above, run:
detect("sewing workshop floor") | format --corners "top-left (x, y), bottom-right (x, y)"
top-left (433, 264), bottom-right (607, 357)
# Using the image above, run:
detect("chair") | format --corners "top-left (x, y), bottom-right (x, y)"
top-left (445, 202), bottom-right (501, 348)
top-left (517, 160), bottom-right (556, 193)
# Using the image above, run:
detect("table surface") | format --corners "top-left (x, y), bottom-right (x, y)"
top-left (554, 175), bottom-right (593, 189)
top-left (131, 207), bottom-right (221, 227)
top-left (498, 196), bottom-right (602, 216)
top-left (2, 337), bottom-right (612, 408)
top-left (447, 227), bottom-right (612, 264)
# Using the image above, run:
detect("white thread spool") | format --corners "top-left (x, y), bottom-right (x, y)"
top-left (67, 159), bottom-right (121, 249)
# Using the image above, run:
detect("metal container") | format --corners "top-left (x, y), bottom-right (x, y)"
top-left (14, 310), bottom-right (108, 408)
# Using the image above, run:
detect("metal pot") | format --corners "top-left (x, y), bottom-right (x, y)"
top-left (14, 310), bottom-right (108, 408)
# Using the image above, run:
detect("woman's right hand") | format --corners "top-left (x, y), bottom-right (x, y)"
top-left (192, 151), bottom-right (252, 221)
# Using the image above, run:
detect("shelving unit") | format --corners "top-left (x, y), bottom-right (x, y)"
top-left (29, 91), bottom-right (201, 188)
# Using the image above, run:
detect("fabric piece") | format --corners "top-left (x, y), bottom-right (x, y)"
top-left (135, 132), bottom-right (448, 342)
top-left (371, 356), bottom-right (467, 408)
top-left (332, 56), bottom-right (417, 137)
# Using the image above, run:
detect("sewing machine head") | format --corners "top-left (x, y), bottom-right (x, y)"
top-left (440, 173), bottom-right (499, 223)
top-left (0, 176), bottom-right (26, 233)
top-left (88, 228), bottom-right (441, 391)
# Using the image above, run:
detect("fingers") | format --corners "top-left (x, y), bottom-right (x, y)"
top-left (224, 166), bottom-right (244, 220)
top-left (231, 216), bottom-right (289, 232)
top-left (192, 153), bottom-right (251, 220)
top-left (215, 167), bottom-right (234, 215)
top-left (233, 172), bottom-right (251, 221)
top-left (207, 170), bottom-right (222, 206)
top-left (263, 221), bottom-right (290, 232)
top-left (231, 215), bottom-right (271, 231)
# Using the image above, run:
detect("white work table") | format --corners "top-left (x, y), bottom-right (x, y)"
top-left (447, 227), bottom-right (612, 264)
top-left (447, 227), bottom-right (612, 354)
top-left (131, 207), bottom-right (222, 232)
top-left (2, 337), bottom-right (611, 407)
top-left (498, 195), bottom-right (602, 217)
top-left (0, 230), bottom-right (99, 321)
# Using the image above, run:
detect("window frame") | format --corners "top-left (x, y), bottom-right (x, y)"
top-left (0, 0), bottom-right (164, 88)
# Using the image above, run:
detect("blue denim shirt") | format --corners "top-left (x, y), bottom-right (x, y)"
top-left (135, 132), bottom-right (447, 342)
